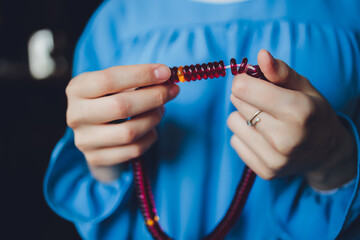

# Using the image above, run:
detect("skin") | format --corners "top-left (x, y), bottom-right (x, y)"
top-left (66, 64), bottom-right (179, 182)
top-left (66, 50), bottom-right (357, 190)
top-left (227, 49), bottom-right (357, 190)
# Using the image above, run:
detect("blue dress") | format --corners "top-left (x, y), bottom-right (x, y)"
top-left (44, 0), bottom-right (360, 239)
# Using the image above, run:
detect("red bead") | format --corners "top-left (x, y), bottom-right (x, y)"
top-left (230, 58), bottom-right (238, 75)
top-left (189, 65), bottom-right (197, 81)
top-left (219, 60), bottom-right (226, 77)
top-left (238, 58), bottom-right (248, 74)
top-left (201, 63), bottom-right (208, 79)
top-left (207, 62), bottom-right (214, 79)
top-left (183, 66), bottom-right (191, 82)
top-left (213, 61), bottom-right (220, 78)
top-left (170, 66), bottom-right (179, 83)
top-left (252, 65), bottom-right (266, 79)
top-left (195, 64), bottom-right (202, 80)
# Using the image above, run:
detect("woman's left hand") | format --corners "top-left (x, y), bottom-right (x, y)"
top-left (227, 49), bottom-right (357, 190)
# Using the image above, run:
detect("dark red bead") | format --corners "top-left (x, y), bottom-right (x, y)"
top-left (189, 65), bottom-right (197, 81)
top-left (207, 62), bottom-right (214, 79)
top-left (201, 63), bottom-right (208, 79)
top-left (252, 65), bottom-right (266, 80)
top-left (195, 64), bottom-right (202, 80)
top-left (183, 65), bottom-right (191, 82)
top-left (245, 65), bottom-right (256, 75)
top-left (213, 61), bottom-right (220, 78)
top-left (219, 60), bottom-right (226, 77)
top-left (170, 66), bottom-right (179, 83)
top-left (230, 58), bottom-right (238, 75)
top-left (238, 58), bottom-right (248, 74)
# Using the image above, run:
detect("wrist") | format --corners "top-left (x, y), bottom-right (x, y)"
top-left (88, 164), bottom-right (125, 183)
top-left (305, 115), bottom-right (357, 190)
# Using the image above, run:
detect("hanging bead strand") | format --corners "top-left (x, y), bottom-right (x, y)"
top-left (132, 58), bottom-right (267, 240)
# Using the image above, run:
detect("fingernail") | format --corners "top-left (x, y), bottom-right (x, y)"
top-left (154, 66), bottom-right (171, 81)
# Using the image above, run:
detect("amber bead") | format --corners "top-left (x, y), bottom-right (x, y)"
top-left (177, 66), bottom-right (185, 82)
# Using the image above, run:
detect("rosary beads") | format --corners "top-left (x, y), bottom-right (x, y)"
top-left (168, 58), bottom-right (266, 83)
top-left (132, 58), bottom-right (267, 240)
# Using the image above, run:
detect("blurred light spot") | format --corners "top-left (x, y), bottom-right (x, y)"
top-left (28, 29), bottom-right (55, 80)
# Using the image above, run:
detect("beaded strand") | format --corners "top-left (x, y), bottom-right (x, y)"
top-left (168, 58), bottom-right (266, 83)
top-left (132, 58), bottom-right (267, 240)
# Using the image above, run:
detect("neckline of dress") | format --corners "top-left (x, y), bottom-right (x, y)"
top-left (190, 0), bottom-right (252, 4)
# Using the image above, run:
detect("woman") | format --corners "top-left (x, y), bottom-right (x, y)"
top-left (44, 0), bottom-right (360, 239)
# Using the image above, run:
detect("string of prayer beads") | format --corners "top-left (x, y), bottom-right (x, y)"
top-left (168, 58), bottom-right (266, 83)
top-left (132, 58), bottom-right (267, 240)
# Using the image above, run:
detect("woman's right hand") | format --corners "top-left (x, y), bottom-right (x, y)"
top-left (65, 64), bottom-right (179, 182)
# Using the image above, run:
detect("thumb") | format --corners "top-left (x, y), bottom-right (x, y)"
top-left (257, 49), bottom-right (313, 93)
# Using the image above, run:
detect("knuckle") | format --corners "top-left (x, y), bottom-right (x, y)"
top-left (259, 170), bottom-right (276, 180)
top-left (229, 135), bottom-right (241, 151)
top-left (128, 130), bottom-right (157, 159)
top-left (134, 66), bottom-right (152, 83)
top-left (265, 158), bottom-right (287, 173)
top-left (65, 80), bottom-right (74, 97)
top-left (65, 74), bottom-right (83, 97)
top-left (129, 145), bottom-right (143, 159)
top-left (112, 95), bottom-right (131, 118)
top-left (276, 143), bottom-right (294, 156)
top-left (134, 67), bottom-right (150, 80)
top-left (272, 137), bottom-right (296, 156)
top-left (279, 68), bottom-right (291, 84)
top-left (301, 97), bottom-right (316, 123)
top-left (73, 133), bottom-right (86, 151)
top-left (232, 77), bottom-right (248, 96)
top-left (66, 112), bottom-right (80, 129)
top-left (120, 126), bottom-right (136, 144)
top-left (97, 70), bottom-right (114, 93)
top-left (85, 152), bottom-right (102, 166)
top-left (227, 112), bottom-right (238, 128)
top-left (289, 93), bottom-right (315, 126)
top-left (156, 88), bottom-right (168, 105)
top-left (255, 165), bottom-right (279, 180)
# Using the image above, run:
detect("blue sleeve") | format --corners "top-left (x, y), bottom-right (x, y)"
top-left (43, 0), bottom-right (133, 224)
top-left (266, 112), bottom-right (360, 239)
top-left (44, 128), bottom-right (133, 223)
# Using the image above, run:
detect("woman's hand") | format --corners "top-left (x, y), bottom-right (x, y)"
top-left (227, 49), bottom-right (357, 190)
top-left (66, 64), bottom-right (179, 182)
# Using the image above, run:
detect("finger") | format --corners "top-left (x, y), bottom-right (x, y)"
top-left (75, 83), bottom-right (179, 124)
top-left (68, 64), bottom-right (171, 98)
top-left (75, 107), bottom-right (164, 150)
top-left (230, 95), bottom-right (301, 156)
top-left (227, 111), bottom-right (286, 172)
top-left (232, 73), bottom-right (295, 117)
top-left (257, 49), bottom-right (315, 94)
top-left (85, 129), bottom-right (157, 167)
top-left (230, 135), bottom-right (275, 180)
top-left (230, 94), bottom-right (280, 146)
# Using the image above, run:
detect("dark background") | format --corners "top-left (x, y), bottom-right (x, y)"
top-left (0, 0), bottom-right (102, 239)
